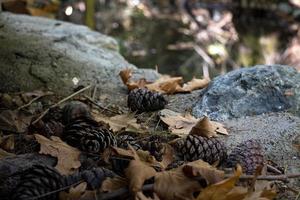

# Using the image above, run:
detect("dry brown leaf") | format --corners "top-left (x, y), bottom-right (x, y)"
top-left (196, 165), bottom-right (276, 200)
top-left (101, 176), bottom-right (128, 192)
top-left (59, 182), bottom-right (87, 200)
top-left (119, 69), bottom-right (210, 94)
top-left (196, 165), bottom-right (244, 200)
top-left (0, 110), bottom-right (32, 133)
top-left (153, 160), bottom-right (224, 200)
top-left (159, 109), bottom-right (228, 137)
top-left (125, 159), bottom-right (157, 194)
top-left (190, 116), bottom-right (228, 137)
top-left (0, 134), bottom-right (14, 151)
top-left (182, 78), bottom-right (210, 91)
top-left (93, 113), bottom-right (145, 133)
top-left (182, 160), bottom-right (224, 185)
top-left (35, 134), bottom-right (81, 175)
top-left (0, 148), bottom-right (15, 159)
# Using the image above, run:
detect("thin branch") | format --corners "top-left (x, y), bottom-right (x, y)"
top-left (32, 85), bottom-right (91, 124)
top-left (17, 92), bottom-right (54, 111)
top-left (83, 94), bottom-right (120, 114)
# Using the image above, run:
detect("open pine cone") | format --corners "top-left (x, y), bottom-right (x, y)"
top-left (226, 139), bottom-right (264, 174)
top-left (127, 88), bottom-right (167, 112)
top-left (172, 134), bottom-right (227, 165)
top-left (62, 117), bottom-right (116, 153)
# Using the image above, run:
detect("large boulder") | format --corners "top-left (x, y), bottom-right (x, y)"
top-left (192, 65), bottom-right (300, 120)
top-left (0, 12), bottom-right (158, 103)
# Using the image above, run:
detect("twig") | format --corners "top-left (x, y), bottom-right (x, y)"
top-left (224, 173), bottom-right (300, 182)
top-left (83, 94), bottom-right (120, 114)
top-left (17, 92), bottom-right (53, 111)
top-left (32, 85), bottom-right (91, 124)
top-left (267, 164), bottom-right (283, 175)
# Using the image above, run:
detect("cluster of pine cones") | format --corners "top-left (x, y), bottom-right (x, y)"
top-left (12, 88), bottom-right (264, 199)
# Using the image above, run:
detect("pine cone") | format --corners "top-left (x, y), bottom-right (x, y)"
top-left (172, 134), bottom-right (227, 165)
top-left (42, 106), bottom-right (63, 122)
top-left (62, 117), bottom-right (117, 153)
top-left (12, 164), bottom-right (64, 200)
top-left (117, 133), bottom-right (141, 150)
top-left (62, 101), bottom-right (91, 125)
top-left (226, 140), bottom-right (264, 174)
top-left (127, 88), bottom-right (167, 112)
top-left (140, 135), bottom-right (178, 161)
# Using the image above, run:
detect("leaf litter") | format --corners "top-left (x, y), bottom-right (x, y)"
top-left (0, 76), bottom-right (297, 200)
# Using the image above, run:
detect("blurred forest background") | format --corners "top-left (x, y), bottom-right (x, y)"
top-left (2, 0), bottom-right (300, 80)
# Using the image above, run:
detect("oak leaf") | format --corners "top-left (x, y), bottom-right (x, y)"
top-left (35, 134), bottom-right (81, 175)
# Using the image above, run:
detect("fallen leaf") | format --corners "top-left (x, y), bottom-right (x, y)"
top-left (35, 134), bottom-right (81, 175)
top-left (0, 134), bottom-right (15, 151)
top-left (154, 160), bottom-right (223, 200)
top-left (101, 176), bottom-right (128, 192)
top-left (196, 165), bottom-right (245, 200)
top-left (93, 113), bottom-right (145, 133)
top-left (196, 165), bottom-right (276, 200)
top-left (119, 69), bottom-right (210, 94)
top-left (125, 159), bottom-right (157, 194)
top-left (182, 78), bottom-right (210, 91)
top-left (59, 182), bottom-right (87, 200)
top-left (182, 160), bottom-right (224, 185)
top-left (159, 109), bottom-right (228, 137)
top-left (0, 148), bottom-right (15, 159)
top-left (0, 110), bottom-right (32, 133)
top-left (190, 116), bottom-right (228, 137)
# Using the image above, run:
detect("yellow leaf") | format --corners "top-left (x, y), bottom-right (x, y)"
top-left (35, 134), bottom-right (81, 175)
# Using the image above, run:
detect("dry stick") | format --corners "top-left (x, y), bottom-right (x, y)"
top-left (83, 94), bottom-right (120, 114)
top-left (32, 85), bottom-right (91, 124)
top-left (98, 173), bottom-right (300, 200)
top-left (17, 92), bottom-right (54, 110)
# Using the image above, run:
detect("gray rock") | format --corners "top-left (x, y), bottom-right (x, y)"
top-left (192, 65), bottom-right (300, 120)
top-left (0, 12), bottom-right (159, 103)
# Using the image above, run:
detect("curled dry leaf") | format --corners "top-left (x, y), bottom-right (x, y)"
top-left (59, 182), bottom-right (87, 200)
top-left (92, 112), bottom-right (145, 133)
top-left (154, 160), bottom-right (223, 200)
top-left (159, 109), bottom-right (228, 137)
top-left (190, 116), bottom-right (228, 137)
top-left (34, 134), bottom-right (81, 175)
top-left (119, 68), bottom-right (210, 94)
